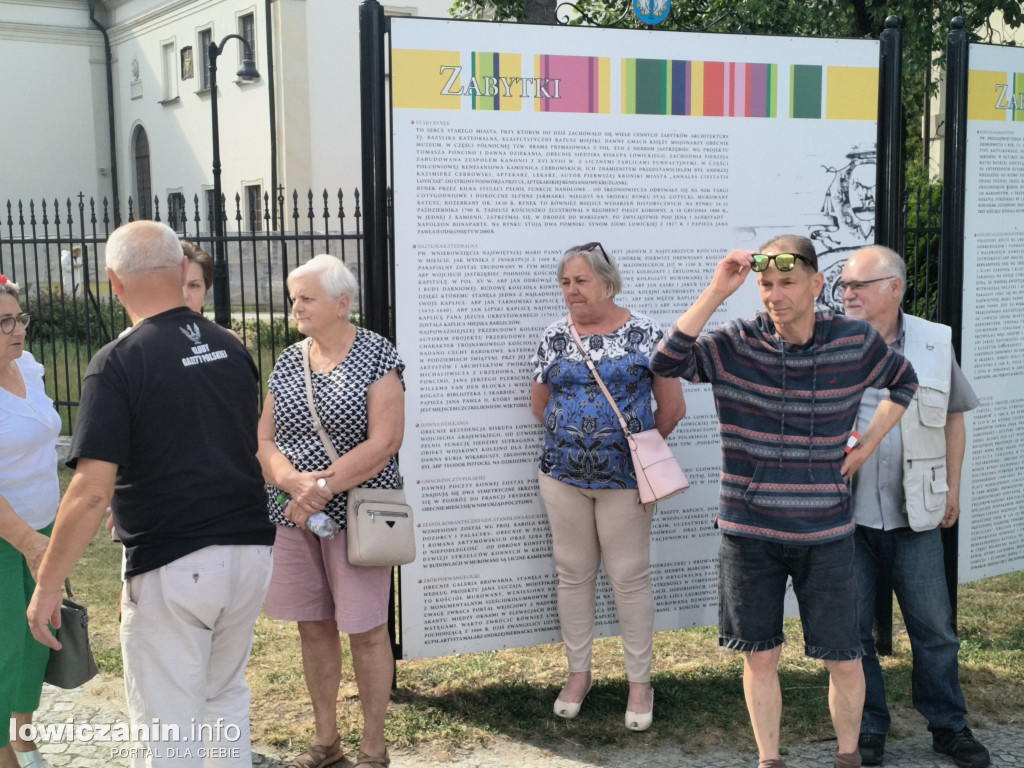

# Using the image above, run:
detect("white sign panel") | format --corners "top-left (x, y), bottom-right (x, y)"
top-left (958, 43), bottom-right (1024, 582)
top-left (390, 17), bottom-right (878, 659)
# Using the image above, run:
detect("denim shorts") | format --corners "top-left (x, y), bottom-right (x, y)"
top-left (718, 533), bottom-right (863, 661)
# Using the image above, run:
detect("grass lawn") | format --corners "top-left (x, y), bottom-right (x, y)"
top-left (61, 466), bottom-right (1024, 758)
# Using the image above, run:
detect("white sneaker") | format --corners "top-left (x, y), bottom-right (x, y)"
top-left (15, 750), bottom-right (55, 768)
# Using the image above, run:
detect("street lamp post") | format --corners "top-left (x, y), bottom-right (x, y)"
top-left (208, 34), bottom-right (259, 327)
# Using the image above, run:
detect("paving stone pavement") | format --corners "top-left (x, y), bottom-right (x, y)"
top-left (32, 677), bottom-right (1024, 767)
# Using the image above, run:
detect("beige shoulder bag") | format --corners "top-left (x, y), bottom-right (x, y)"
top-left (300, 339), bottom-right (416, 566)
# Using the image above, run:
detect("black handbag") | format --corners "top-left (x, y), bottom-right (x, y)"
top-left (43, 578), bottom-right (99, 689)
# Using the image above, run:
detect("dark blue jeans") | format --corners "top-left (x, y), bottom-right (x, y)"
top-left (855, 525), bottom-right (968, 735)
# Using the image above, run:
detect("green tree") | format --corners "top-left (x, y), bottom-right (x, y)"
top-left (449, 0), bottom-right (1022, 168)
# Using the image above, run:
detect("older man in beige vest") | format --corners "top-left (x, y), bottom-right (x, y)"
top-left (842, 245), bottom-right (988, 768)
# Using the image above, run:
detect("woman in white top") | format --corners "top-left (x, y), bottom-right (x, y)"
top-left (0, 275), bottom-right (62, 768)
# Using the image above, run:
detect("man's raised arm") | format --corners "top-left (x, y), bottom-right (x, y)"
top-left (652, 250), bottom-right (752, 377)
top-left (674, 250), bottom-right (753, 337)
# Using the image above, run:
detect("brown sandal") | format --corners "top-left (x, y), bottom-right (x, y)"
top-left (286, 735), bottom-right (344, 768)
top-left (353, 749), bottom-right (390, 768)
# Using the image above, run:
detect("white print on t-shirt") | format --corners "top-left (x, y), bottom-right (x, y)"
top-left (180, 322), bottom-right (203, 343)
top-left (178, 322), bottom-right (228, 367)
top-left (181, 344), bottom-right (228, 367)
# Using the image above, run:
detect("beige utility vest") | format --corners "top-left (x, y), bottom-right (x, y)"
top-left (900, 314), bottom-right (952, 531)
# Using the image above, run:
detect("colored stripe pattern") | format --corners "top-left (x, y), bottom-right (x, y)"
top-left (622, 59), bottom-right (778, 116)
top-left (534, 54), bottom-right (611, 114)
top-left (1018, 72), bottom-right (1024, 122)
top-left (391, 49), bottom-right (877, 120)
top-left (790, 64), bottom-right (822, 118)
top-left (391, 49), bottom-right (462, 110)
top-left (470, 51), bottom-right (524, 111)
top-left (792, 65), bottom-right (878, 120)
top-left (968, 70), bottom-right (1008, 121)
top-left (1017, 72), bottom-right (1024, 122)
top-left (825, 66), bottom-right (878, 120)
top-left (967, 70), bottom-right (1024, 122)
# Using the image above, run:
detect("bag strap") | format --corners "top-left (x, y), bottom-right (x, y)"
top-left (565, 315), bottom-right (634, 438)
top-left (300, 337), bottom-right (404, 489)
top-left (301, 338), bottom-right (341, 463)
top-left (63, 577), bottom-right (74, 599)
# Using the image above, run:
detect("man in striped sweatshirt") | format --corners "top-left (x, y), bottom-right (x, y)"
top-left (651, 235), bottom-right (918, 768)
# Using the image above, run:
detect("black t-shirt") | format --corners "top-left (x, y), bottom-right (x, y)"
top-left (69, 306), bottom-right (275, 576)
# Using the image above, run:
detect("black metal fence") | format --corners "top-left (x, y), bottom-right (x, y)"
top-left (901, 183), bottom-right (942, 323)
top-left (3, 183), bottom-right (944, 436)
top-left (0, 188), bottom-right (366, 434)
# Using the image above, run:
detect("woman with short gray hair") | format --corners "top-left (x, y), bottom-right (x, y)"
top-left (257, 255), bottom-right (404, 768)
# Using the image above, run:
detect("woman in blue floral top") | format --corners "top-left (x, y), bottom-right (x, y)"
top-left (531, 243), bottom-right (685, 732)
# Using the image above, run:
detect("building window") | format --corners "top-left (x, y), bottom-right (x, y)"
top-left (245, 184), bottom-right (263, 231)
top-left (198, 28), bottom-right (212, 90)
top-left (161, 40), bottom-right (177, 101)
top-left (238, 12), bottom-right (256, 67)
top-left (133, 127), bottom-right (152, 220)
top-left (168, 192), bottom-right (187, 232)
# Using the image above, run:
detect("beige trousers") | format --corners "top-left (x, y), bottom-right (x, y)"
top-left (538, 472), bottom-right (655, 682)
top-left (121, 544), bottom-right (273, 768)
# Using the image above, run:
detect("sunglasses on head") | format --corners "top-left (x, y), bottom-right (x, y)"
top-left (579, 242), bottom-right (609, 261)
top-left (750, 253), bottom-right (815, 273)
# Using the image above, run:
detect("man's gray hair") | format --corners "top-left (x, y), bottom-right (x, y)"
top-left (105, 221), bottom-right (185, 276)
top-left (287, 254), bottom-right (358, 306)
top-left (557, 243), bottom-right (623, 299)
top-left (866, 244), bottom-right (907, 300)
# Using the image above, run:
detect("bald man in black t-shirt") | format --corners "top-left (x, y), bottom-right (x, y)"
top-left (28, 221), bottom-right (275, 768)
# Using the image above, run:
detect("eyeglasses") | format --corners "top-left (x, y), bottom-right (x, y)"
top-left (0, 312), bottom-right (31, 334)
top-left (750, 253), bottom-right (815, 273)
top-left (579, 242), bottom-right (609, 261)
top-left (838, 275), bottom-right (896, 292)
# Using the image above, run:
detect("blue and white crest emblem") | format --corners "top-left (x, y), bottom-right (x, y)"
top-left (633, 0), bottom-right (670, 25)
top-left (180, 322), bottom-right (202, 344)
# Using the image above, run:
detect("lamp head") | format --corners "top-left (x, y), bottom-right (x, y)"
top-left (236, 58), bottom-right (260, 81)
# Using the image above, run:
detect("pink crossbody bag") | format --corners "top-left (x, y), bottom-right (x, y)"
top-left (566, 316), bottom-right (689, 505)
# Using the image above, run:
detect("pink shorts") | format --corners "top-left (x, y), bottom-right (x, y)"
top-left (264, 525), bottom-right (391, 634)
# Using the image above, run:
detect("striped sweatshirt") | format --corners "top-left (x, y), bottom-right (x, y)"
top-left (650, 307), bottom-right (918, 544)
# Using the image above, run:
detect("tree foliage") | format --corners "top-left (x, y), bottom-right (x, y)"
top-left (449, 0), bottom-right (1022, 168)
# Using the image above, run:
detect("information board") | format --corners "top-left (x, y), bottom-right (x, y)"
top-left (390, 17), bottom-right (879, 659)
top-left (958, 43), bottom-right (1024, 582)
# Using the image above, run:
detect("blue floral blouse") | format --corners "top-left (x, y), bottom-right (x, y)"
top-left (532, 313), bottom-right (664, 490)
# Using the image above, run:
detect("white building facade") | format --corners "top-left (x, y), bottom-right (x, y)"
top-left (0, 0), bottom-right (453, 229)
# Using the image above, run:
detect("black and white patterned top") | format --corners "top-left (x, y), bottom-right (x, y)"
top-left (266, 328), bottom-right (405, 529)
